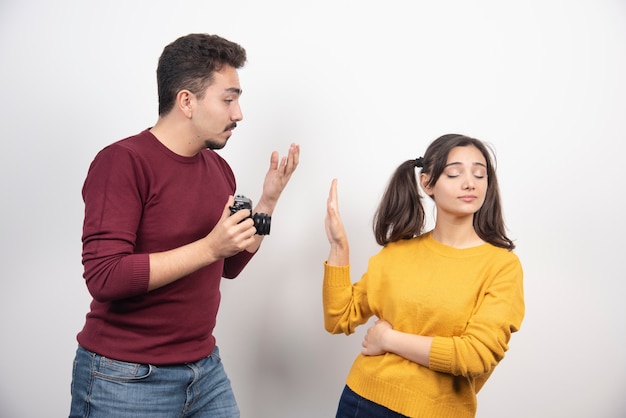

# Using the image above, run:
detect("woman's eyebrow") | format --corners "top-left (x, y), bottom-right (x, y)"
top-left (444, 161), bottom-right (487, 168)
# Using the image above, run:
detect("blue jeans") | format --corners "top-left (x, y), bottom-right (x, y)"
top-left (69, 345), bottom-right (239, 418)
top-left (336, 385), bottom-right (408, 418)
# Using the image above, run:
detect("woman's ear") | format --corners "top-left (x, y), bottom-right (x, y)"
top-left (420, 173), bottom-right (433, 197)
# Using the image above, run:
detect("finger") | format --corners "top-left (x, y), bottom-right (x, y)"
top-left (221, 195), bottom-right (235, 218)
top-left (287, 143), bottom-right (300, 171)
top-left (268, 150), bottom-right (279, 171)
top-left (327, 181), bottom-right (336, 211)
top-left (328, 179), bottom-right (338, 212)
top-left (234, 209), bottom-right (253, 224)
top-left (240, 222), bottom-right (257, 239)
top-left (278, 156), bottom-right (288, 174)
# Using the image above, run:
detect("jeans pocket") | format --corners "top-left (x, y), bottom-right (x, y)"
top-left (94, 356), bottom-right (153, 383)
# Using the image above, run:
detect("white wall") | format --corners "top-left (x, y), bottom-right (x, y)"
top-left (1, 1), bottom-right (625, 417)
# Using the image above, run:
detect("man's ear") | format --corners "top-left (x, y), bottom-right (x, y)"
top-left (176, 90), bottom-right (194, 118)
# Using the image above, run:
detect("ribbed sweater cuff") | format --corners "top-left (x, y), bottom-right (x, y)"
top-left (323, 262), bottom-right (351, 287)
top-left (429, 336), bottom-right (454, 374)
top-left (132, 254), bottom-right (151, 294)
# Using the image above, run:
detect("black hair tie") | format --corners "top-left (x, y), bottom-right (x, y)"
top-left (414, 157), bottom-right (424, 168)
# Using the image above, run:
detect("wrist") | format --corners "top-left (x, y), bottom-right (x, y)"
top-left (254, 195), bottom-right (278, 215)
top-left (382, 328), bottom-right (396, 353)
top-left (330, 239), bottom-right (349, 252)
top-left (327, 242), bottom-right (349, 266)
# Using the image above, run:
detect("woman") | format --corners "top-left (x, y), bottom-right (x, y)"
top-left (323, 134), bottom-right (524, 417)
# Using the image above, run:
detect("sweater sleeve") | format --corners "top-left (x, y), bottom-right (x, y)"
top-left (81, 145), bottom-right (151, 302)
top-left (429, 255), bottom-right (525, 379)
top-left (323, 262), bottom-right (373, 335)
top-left (222, 249), bottom-right (256, 279)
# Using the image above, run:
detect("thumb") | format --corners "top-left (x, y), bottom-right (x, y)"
top-left (222, 195), bottom-right (235, 219)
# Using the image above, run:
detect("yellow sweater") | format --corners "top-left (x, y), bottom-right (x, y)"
top-left (323, 232), bottom-right (524, 417)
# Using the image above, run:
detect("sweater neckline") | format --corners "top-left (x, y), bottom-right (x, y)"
top-left (421, 231), bottom-right (492, 258)
top-left (143, 128), bottom-right (204, 164)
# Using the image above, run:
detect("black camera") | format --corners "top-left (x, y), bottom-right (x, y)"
top-left (229, 194), bottom-right (271, 235)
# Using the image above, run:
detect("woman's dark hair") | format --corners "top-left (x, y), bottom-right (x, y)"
top-left (156, 33), bottom-right (247, 115)
top-left (373, 134), bottom-right (515, 250)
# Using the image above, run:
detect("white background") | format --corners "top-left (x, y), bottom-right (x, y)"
top-left (1, 1), bottom-right (625, 417)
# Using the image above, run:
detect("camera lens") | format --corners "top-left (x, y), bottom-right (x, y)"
top-left (252, 213), bottom-right (271, 235)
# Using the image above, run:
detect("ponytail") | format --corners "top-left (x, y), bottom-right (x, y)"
top-left (373, 160), bottom-right (426, 246)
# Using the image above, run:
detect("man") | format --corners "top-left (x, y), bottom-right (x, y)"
top-left (69, 33), bottom-right (299, 417)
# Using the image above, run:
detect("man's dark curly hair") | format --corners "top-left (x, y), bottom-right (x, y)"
top-left (156, 34), bottom-right (247, 115)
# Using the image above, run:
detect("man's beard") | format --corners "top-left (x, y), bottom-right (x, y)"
top-left (204, 124), bottom-right (236, 150)
top-left (204, 138), bottom-right (227, 150)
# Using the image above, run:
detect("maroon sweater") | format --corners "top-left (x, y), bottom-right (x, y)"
top-left (77, 129), bottom-right (255, 365)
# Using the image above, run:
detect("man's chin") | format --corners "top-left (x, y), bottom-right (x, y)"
top-left (204, 138), bottom-right (228, 150)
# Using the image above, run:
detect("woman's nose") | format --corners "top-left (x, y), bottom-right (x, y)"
top-left (462, 175), bottom-right (475, 190)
